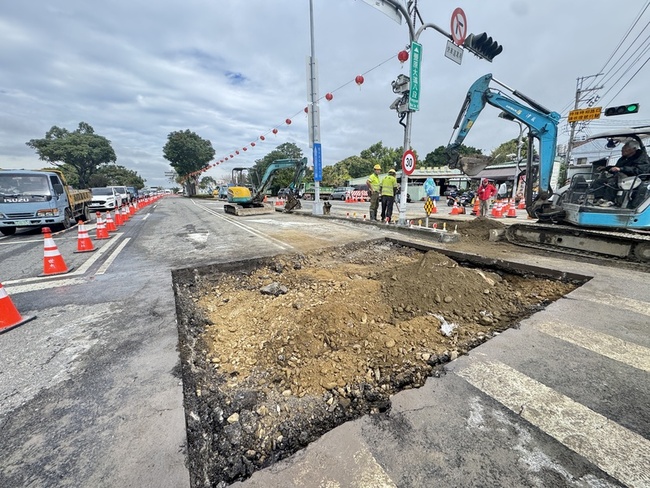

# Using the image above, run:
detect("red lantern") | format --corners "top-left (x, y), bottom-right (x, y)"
top-left (260, 135), bottom-right (265, 141)
top-left (355, 75), bottom-right (364, 86)
top-left (286, 118), bottom-right (292, 125)
top-left (398, 50), bottom-right (409, 64)
top-left (272, 128), bottom-right (278, 135)
top-left (243, 147), bottom-right (247, 151)
top-left (251, 142), bottom-right (256, 147)
top-left (304, 106), bottom-right (308, 113)
top-left (230, 154), bottom-right (234, 158)
top-left (225, 157), bottom-right (228, 160)
top-left (235, 150), bottom-right (239, 155)
top-left (325, 92), bottom-right (333, 101)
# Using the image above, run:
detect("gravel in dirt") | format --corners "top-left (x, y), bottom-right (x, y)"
top-left (174, 227), bottom-right (579, 487)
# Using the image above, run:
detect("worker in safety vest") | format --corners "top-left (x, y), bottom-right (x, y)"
top-left (366, 164), bottom-right (382, 221)
top-left (380, 168), bottom-right (398, 222)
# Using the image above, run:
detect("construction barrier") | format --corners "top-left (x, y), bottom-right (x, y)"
top-left (0, 282), bottom-right (36, 333)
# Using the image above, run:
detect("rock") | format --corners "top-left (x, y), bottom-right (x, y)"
top-left (385, 339), bottom-right (396, 348)
top-left (443, 296), bottom-right (453, 303)
top-left (227, 413), bottom-right (240, 424)
top-left (282, 389), bottom-right (292, 397)
top-left (450, 351), bottom-right (459, 361)
top-left (479, 316), bottom-right (493, 325)
top-left (260, 282), bottom-right (288, 296)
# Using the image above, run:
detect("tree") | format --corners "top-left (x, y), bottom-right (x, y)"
top-left (489, 137), bottom-right (536, 165)
top-left (199, 176), bottom-right (217, 193)
top-left (88, 165), bottom-right (146, 188)
top-left (26, 122), bottom-right (117, 188)
top-left (359, 142), bottom-right (403, 172)
top-left (424, 144), bottom-right (483, 167)
top-left (163, 130), bottom-right (215, 195)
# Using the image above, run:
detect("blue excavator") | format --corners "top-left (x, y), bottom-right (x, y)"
top-left (446, 73), bottom-right (650, 262)
top-left (224, 158), bottom-right (307, 216)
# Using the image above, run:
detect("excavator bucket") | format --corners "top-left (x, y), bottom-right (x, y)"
top-left (458, 155), bottom-right (493, 176)
top-left (224, 202), bottom-right (275, 216)
top-left (283, 194), bottom-right (302, 213)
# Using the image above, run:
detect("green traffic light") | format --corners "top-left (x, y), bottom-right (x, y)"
top-left (627, 104), bottom-right (639, 112)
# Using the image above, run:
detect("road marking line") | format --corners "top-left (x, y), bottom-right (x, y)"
top-left (537, 321), bottom-right (650, 372)
top-left (4, 277), bottom-right (88, 295)
top-left (457, 360), bottom-right (650, 488)
top-left (96, 237), bottom-right (130, 275)
top-left (581, 291), bottom-right (650, 317)
top-left (193, 200), bottom-right (293, 251)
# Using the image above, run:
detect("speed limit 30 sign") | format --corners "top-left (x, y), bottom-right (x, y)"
top-left (401, 149), bottom-right (416, 175)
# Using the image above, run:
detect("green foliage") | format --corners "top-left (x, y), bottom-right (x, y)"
top-left (424, 145), bottom-right (483, 167)
top-left (489, 137), bottom-right (534, 164)
top-left (163, 129), bottom-right (215, 178)
top-left (88, 164), bottom-right (146, 188)
top-left (26, 122), bottom-right (117, 188)
top-left (199, 176), bottom-right (217, 191)
top-left (359, 142), bottom-right (403, 172)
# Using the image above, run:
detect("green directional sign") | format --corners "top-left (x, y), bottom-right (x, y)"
top-left (409, 41), bottom-right (422, 111)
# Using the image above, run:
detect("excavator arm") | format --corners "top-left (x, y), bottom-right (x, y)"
top-left (252, 158), bottom-right (308, 203)
top-left (446, 74), bottom-right (561, 209)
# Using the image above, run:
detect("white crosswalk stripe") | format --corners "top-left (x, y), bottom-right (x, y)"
top-left (457, 360), bottom-right (650, 488)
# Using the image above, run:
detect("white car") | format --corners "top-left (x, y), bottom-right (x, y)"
top-left (89, 187), bottom-right (122, 211)
top-left (107, 185), bottom-right (129, 204)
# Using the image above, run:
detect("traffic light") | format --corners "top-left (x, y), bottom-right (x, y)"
top-left (604, 103), bottom-right (639, 116)
top-left (463, 32), bottom-right (503, 62)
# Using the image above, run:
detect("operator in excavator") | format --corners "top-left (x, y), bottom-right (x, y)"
top-left (366, 164), bottom-right (382, 221)
top-left (590, 140), bottom-right (650, 207)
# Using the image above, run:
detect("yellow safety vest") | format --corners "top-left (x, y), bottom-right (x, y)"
top-left (367, 173), bottom-right (381, 192)
top-left (381, 175), bottom-right (397, 196)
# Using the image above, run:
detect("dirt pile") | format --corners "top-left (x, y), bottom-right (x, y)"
top-left (175, 240), bottom-right (578, 486)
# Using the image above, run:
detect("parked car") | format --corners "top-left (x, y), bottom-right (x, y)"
top-left (330, 186), bottom-right (355, 200)
top-left (277, 188), bottom-right (291, 198)
top-left (107, 185), bottom-right (129, 204)
top-left (89, 187), bottom-right (122, 211)
top-left (126, 186), bottom-right (138, 202)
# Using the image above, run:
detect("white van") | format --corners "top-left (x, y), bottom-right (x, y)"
top-left (107, 186), bottom-right (129, 204)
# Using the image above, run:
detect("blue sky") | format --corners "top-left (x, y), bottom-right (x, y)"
top-left (1, 1), bottom-right (648, 188)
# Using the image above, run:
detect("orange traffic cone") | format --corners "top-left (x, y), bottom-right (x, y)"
top-left (506, 199), bottom-right (517, 218)
top-left (471, 199), bottom-right (480, 216)
top-left (114, 207), bottom-right (123, 226)
top-left (0, 282), bottom-right (36, 333)
top-left (450, 200), bottom-right (461, 215)
top-left (74, 220), bottom-right (96, 252)
top-left (121, 205), bottom-right (129, 222)
top-left (129, 202), bottom-right (135, 215)
top-left (40, 227), bottom-right (71, 276)
top-left (95, 214), bottom-right (110, 240)
top-left (518, 199), bottom-right (526, 210)
top-left (105, 211), bottom-right (117, 232)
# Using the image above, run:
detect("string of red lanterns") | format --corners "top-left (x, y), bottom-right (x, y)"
top-left (181, 49), bottom-right (405, 182)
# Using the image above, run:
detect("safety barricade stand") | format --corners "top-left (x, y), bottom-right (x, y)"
top-left (0, 282), bottom-right (36, 333)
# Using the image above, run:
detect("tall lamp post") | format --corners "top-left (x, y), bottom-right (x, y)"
top-left (498, 111), bottom-right (524, 200)
top-left (308, 0), bottom-right (323, 215)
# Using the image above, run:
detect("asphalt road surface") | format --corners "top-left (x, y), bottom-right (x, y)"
top-left (1, 196), bottom-right (648, 488)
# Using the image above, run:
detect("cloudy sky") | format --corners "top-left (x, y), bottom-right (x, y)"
top-left (2, 1), bottom-right (649, 188)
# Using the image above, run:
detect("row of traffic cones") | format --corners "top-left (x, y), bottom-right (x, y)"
top-left (2, 194), bottom-right (165, 334)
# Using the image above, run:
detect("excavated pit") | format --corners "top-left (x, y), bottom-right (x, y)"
top-left (172, 238), bottom-right (587, 487)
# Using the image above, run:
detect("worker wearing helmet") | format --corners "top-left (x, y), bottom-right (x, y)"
top-left (366, 164), bottom-right (382, 221)
top-left (380, 168), bottom-right (398, 222)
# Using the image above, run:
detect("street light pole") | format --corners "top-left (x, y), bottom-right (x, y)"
top-left (308, 0), bottom-right (323, 215)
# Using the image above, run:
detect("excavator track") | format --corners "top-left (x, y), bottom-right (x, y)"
top-left (505, 222), bottom-right (650, 264)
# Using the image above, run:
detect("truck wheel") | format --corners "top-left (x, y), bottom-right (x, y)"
top-left (61, 208), bottom-right (74, 230)
top-left (1, 227), bottom-right (16, 236)
top-left (82, 205), bottom-right (91, 222)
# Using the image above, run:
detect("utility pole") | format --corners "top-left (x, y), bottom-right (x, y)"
top-left (308, 0), bottom-right (323, 215)
top-left (565, 73), bottom-right (603, 166)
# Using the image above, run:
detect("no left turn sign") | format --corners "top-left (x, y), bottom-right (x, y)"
top-left (450, 8), bottom-right (467, 46)
top-left (402, 149), bottom-right (416, 176)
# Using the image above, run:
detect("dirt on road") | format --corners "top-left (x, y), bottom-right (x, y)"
top-left (174, 218), bottom-right (581, 486)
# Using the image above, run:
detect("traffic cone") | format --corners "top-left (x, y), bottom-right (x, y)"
top-left (450, 200), bottom-right (461, 215)
top-left (471, 199), bottom-right (480, 216)
top-left (121, 205), bottom-right (130, 222)
top-left (506, 199), bottom-right (517, 218)
top-left (95, 213), bottom-right (110, 240)
top-left (74, 220), bottom-right (96, 252)
top-left (40, 227), bottom-right (71, 276)
top-left (114, 207), bottom-right (124, 226)
top-left (129, 202), bottom-right (135, 215)
top-left (0, 282), bottom-right (36, 333)
top-left (518, 199), bottom-right (526, 210)
top-left (105, 211), bottom-right (117, 232)
top-left (430, 199), bottom-right (437, 214)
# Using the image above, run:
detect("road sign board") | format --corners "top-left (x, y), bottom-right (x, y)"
top-left (408, 41), bottom-right (422, 111)
top-left (450, 7), bottom-right (467, 46)
top-left (567, 107), bottom-right (602, 123)
top-left (445, 40), bottom-right (463, 65)
top-left (313, 143), bottom-right (322, 181)
top-left (402, 149), bottom-right (416, 176)
top-left (424, 197), bottom-right (434, 216)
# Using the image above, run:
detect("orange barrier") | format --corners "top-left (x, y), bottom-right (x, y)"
top-left (74, 220), bottom-right (96, 252)
top-left (41, 227), bottom-right (71, 276)
top-left (0, 282), bottom-right (36, 333)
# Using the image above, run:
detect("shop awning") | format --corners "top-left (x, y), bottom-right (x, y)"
top-left (473, 166), bottom-right (519, 181)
